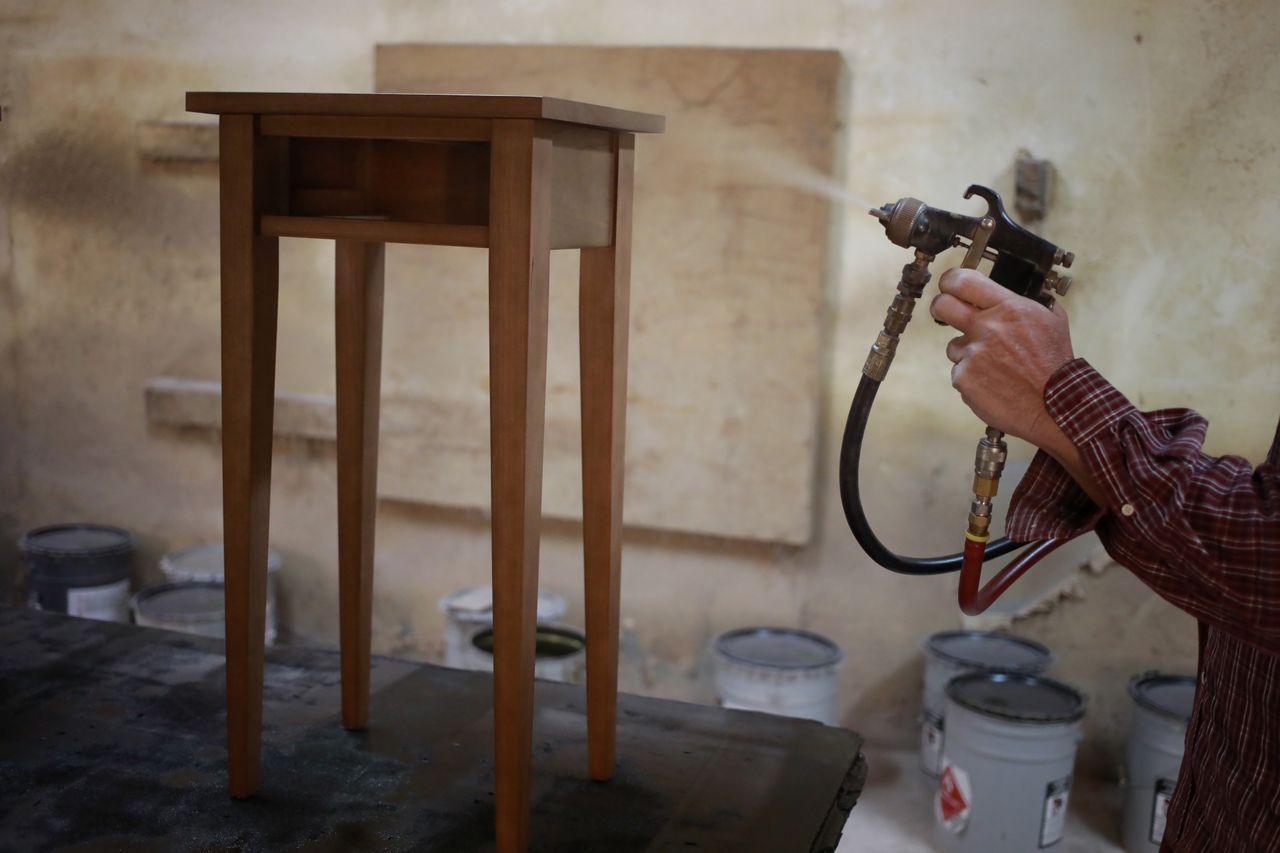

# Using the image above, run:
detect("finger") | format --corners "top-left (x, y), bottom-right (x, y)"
top-left (938, 268), bottom-right (1012, 310)
top-left (930, 292), bottom-right (977, 332)
top-left (950, 364), bottom-right (975, 411)
top-left (945, 334), bottom-right (971, 364)
top-left (1051, 299), bottom-right (1070, 323)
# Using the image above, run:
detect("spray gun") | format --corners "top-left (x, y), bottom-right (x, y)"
top-left (839, 185), bottom-right (1076, 614)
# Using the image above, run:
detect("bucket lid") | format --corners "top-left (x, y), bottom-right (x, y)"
top-left (1128, 672), bottom-right (1196, 721)
top-left (946, 671), bottom-right (1086, 723)
top-left (159, 543), bottom-right (282, 582)
top-left (20, 524), bottom-right (135, 559)
top-left (438, 586), bottom-right (566, 624)
top-left (132, 582), bottom-right (225, 623)
top-left (923, 630), bottom-right (1053, 673)
top-left (713, 627), bottom-right (843, 671)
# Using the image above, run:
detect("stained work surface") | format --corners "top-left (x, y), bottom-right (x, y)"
top-left (0, 608), bottom-right (866, 852)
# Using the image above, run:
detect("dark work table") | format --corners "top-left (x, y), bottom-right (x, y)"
top-left (0, 608), bottom-right (865, 852)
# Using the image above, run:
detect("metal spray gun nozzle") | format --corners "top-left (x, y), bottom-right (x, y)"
top-left (868, 186), bottom-right (1073, 307)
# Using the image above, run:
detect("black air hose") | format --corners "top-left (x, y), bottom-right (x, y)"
top-left (838, 374), bottom-right (1025, 575)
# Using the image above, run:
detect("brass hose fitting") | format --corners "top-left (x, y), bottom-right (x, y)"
top-left (862, 250), bottom-right (934, 382)
top-left (966, 427), bottom-right (1008, 542)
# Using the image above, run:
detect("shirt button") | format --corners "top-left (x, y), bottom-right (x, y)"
top-left (1121, 503), bottom-right (1136, 517)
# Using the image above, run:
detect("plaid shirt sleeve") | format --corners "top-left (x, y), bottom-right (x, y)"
top-left (1007, 358), bottom-right (1280, 653)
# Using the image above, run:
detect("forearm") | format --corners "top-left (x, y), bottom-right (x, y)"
top-left (1012, 359), bottom-right (1280, 650)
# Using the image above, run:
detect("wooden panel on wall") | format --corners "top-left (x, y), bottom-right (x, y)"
top-left (374, 45), bottom-right (847, 545)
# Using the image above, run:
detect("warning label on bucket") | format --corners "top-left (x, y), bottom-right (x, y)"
top-left (936, 760), bottom-right (971, 834)
top-left (1150, 777), bottom-right (1175, 844)
top-left (920, 711), bottom-right (944, 776)
top-left (1039, 776), bottom-right (1071, 847)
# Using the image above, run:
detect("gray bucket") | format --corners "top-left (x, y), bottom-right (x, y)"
top-left (1123, 672), bottom-right (1195, 852)
top-left (466, 624), bottom-right (586, 684)
top-left (160, 543), bottom-right (281, 644)
top-left (19, 524), bottom-right (136, 622)
top-left (711, 627), bottom-right (843, 725)
top-left (936, 671), bottom-right (1085, 853)
top-left (920, 630), bottom-right (1054, 776)
top-left (132, 581), bottom-right (226, 638)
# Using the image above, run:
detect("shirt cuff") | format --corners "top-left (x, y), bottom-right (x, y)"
top-left (1007, 450), bottom-right (1102, 541)
top-left (1042, 358), bottom-right (1139, 446)
top-left (1005, 358), bottom-right (1118, 541)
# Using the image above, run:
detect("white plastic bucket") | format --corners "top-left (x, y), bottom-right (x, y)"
top-left (160, 543), bottom-right (282, 644)
top-left (710, 627), bottom-right (843, 725)
top-left (132, 581), bottom-right (226, 638)
top-left (935, 672), bottom-right (1085, 853)
top-left (920, 630), bottom-right (1054, 776)
top-left (1123, 672), bottom-right (1195, 852)
top-left (464, 623), bottom-right (586, 683)
top-left (437, 586), bottom-right (566, 669)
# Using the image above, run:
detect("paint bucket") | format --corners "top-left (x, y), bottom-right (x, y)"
top-left (935, 672), bottom-right (1085, 853)
top-left (19, 523), bottom-right (136, 622)
top-left (465, 624), bottom-right (587, 683)
top-left (438, 586), bottom-right (566, 669)
top-left (131, 581), bottom-right (226, 638)
top-left (1122, 672), bottom-right (1195, 852)
top-left (159, 543), bottom-right (282, 644)
top-left (710, 627), bottom-right (843, 725)
top-left (920, 630), bottom-right (1054, 776)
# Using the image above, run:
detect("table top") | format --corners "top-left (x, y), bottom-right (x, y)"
top-left (186, 91), bottom-right (665, 134)
top-left (0, 607), bottom-right (863, 852)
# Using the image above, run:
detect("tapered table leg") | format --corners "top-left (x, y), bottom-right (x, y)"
top-left (335, 240), bottom-right (386, 731)
top-left (488, 119), bottom-right (553, 853)
top-left (579, 132), bottom-right (635, 782)
top-left (219, 114), bottom-right (280, 799)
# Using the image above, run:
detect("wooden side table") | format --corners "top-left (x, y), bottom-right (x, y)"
top-left (187, 92), bottom-right (664, 851)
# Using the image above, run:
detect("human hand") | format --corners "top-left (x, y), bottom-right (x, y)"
top-left (928, 268), bottom-right (1075, 448)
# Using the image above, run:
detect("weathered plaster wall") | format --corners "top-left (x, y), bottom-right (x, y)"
top-left (3, 0), bottom-right (1278, 777)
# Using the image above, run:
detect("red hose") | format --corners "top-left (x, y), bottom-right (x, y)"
top-left (957, 537), bottom-right (1068, 615)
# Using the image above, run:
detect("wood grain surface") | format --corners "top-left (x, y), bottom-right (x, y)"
top-left (486, 118), bottom-right (554, 853)
top-left (578, 133), bottom-right (634, 781)
top-left (218, 114), bottom-right (280, 798)
top-left (186, 91), bottom-right (664, 134)
top-left (334, 240), bottom-right (385, 731)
